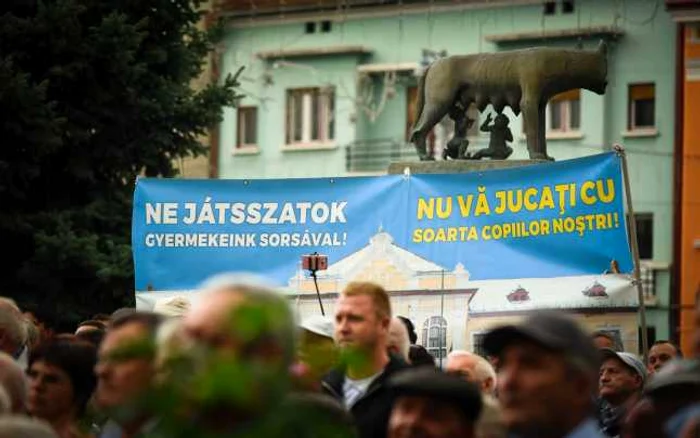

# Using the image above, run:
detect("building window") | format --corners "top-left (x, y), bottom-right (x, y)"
top-left (471, 332), bottom-right (488, 358)
top-left (236, 107), bottom-right (257, 148)
top-left (305, 22), bottom-right (316, 34)
top-left (543, 1), bottom-right (556, 15)
top-left (422, 316), bottom-right (447, 359)
top-left (596, 327), bottom-right (623, 351)
top-left (321, 20), bottom-right (332, 33)
top-left (562, 0), bottom-right (575, 14)
top-left (548, 89), bottom-right (580, 133)
top-left (634, 213), bottom-right (654, 260)
top-left (640, 264), bottom-right (656, 297)
top-left (628, 83), bottom-right (655, 130)
top-left (286, 87), bottom-right (335, 145)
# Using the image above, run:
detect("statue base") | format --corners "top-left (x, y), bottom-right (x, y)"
top-left (387, 159), bottom-right (549, 175)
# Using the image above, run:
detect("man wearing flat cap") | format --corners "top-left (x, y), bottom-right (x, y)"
top-left (483, 311), bottom-right (605, 438)
top-left (597, 349), bottom-right (646, 437)
top-left (387, 367), bottom-right (483, 438)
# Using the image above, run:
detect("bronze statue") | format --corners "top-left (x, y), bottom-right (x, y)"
top-left (409, 41), bottom-right (608, 161)
top-left (469, 113), bottom-right (513, 160)
top-left (442, 104), bottom-right (475, 160)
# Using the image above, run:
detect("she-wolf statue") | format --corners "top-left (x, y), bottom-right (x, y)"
top-left (409, 41), bottom-right (608, 161)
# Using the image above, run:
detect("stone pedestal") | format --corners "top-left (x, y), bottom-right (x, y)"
top-left (387, 159), bottom-right (549, 175)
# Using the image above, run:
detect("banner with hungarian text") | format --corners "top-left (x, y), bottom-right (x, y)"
top-left (132, 152), bottom-right (634, 298)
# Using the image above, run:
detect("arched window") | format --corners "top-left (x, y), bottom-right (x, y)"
top-left (422, 316), bottom-right (447, 359)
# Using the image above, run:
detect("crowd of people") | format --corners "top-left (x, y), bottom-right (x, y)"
top-left (0, 275), bottom-right (698, 438)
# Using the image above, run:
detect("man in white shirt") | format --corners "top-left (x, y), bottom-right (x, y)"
top-left (322, 281), bottom-right (408, 438)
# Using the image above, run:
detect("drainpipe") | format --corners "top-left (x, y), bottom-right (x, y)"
top-left (670, 22), bottom-right (685, 345)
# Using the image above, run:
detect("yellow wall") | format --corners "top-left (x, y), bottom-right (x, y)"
top-left (680, 25), bottom-right (700, 356)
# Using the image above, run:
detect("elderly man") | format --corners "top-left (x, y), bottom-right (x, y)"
top-left (181, 273), bottom-right (297, 435)
top-left (323, 281), bottom-right (408, 438)
top-left (597, 349), bottom-right (646, 437)
top-left (96, 312), bottom-right (163, 438)
top-left (388, 367), bottom-right (483, 438)
top-left (446, 351), bottom-right (496, 395)
top-left (484, 311), bottom-right (605, 438)
top-left (446, 351), bottom-right (504, 438)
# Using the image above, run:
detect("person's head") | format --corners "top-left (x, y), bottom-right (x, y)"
top-left (388, 317), bottom-right (410, 362)
top-left (75, 320), bottom-right (106, 348)
top-left (409, 344), bottom-right (436, 368)
top-left (648, 340), bottom-right (682, 376)
top-left (397, 316), bottom-right (418, 345)
top-left (445, 351), bottom-right (497, 395)
top-left (76, 320), bottom-right (106, 336)
top-left (334, 282), bottom-right (391, 357)
top-left (27, 338), bottom-right (97, 422)
top-left (0, 415), bottom-right (58, 438)
top-left (494, 114), bottom-right (509, 127)
top-left (388, 368), bottom-right (482, 438)
top-left (598, 350), bottom-right (646, 407)
top-left (183, 273), bottom-right (295, 368)
top-left (592, 331), bottom-right (618, 351)
top-left (296, 315), bottom-right (337, 385)
top-left (181, 273), bottom-right (296, 426)
top-left (0, 298), bottom-right (26, 358)
top-left (0, 352), bottom-right (26, 413)
top-left (91, 314), bottom-right (112, 325)
top-left (483, 312), bottom-right (600, 437)
top-left (94, 311), bottom-right (163, 418)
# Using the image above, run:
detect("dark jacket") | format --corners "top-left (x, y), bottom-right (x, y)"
top-left (322, 355), bottom-right (409, 438)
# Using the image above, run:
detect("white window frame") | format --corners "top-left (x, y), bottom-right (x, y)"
top-left (595, 326), bottom-right (623, 351)
top-left (422, 316), bottom-right (448, 360)
top-left (286, 87), bottom-right (334, 146)
top-left (547, 96), bottom-right (580, 133)
top-left (236, 106), bottom-right (258, 149)
top-left (628, 84), bottom-right (656, 130)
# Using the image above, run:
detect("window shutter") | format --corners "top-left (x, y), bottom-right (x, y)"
top-left (630, 84), bottom-right (655, 100)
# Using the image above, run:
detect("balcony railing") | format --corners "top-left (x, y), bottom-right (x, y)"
top-left (346, 138), bottom-right (418, 173)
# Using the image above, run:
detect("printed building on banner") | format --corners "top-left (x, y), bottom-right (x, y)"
top-left (288, 230), bottom-right (639, 359)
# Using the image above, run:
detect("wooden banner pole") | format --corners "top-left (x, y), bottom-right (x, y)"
top-left (613, 144), bottom-right (649, 361)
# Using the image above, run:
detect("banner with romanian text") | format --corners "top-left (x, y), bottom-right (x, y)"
top-left (132, 152), bottom-right (636, 309)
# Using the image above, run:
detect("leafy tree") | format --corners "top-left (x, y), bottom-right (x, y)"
top-left (0, 0), bottom-right (242, 330)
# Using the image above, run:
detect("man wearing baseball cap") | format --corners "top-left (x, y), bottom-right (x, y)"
top-left (597, 349), bottom-right (646, 437)
top-left (483, 311), bottom-right (605, 438)
top-left (293, 315), bottom-right (337, 392)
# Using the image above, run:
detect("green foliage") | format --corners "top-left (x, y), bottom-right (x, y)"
top-left (0, 0), bottom-right (242, 328)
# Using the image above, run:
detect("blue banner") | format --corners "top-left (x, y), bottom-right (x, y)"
top-left (132, 152), bottom-right (633, 292)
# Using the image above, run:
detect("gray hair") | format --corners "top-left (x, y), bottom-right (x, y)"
top-left (0, 416), bottom-right (58, 438)
top-left (199, 272), bottom-right (297, 366)
top-left (0, 352), bottom-right (27, 413)
top-left (0, 298), bottom-right (25, 353)
top-left (388, 317), bottom-right (410, 362)
top-left (447, 350), bottom-right (497, 392)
